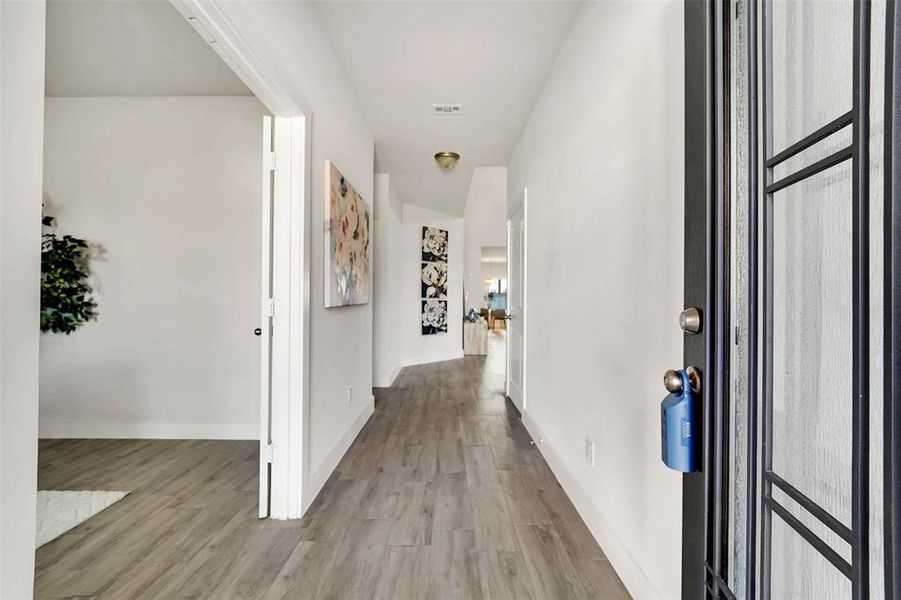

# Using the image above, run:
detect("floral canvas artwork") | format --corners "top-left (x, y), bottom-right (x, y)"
top-left (420, 226), bottom-right (448, 334)
top-left (421, 227), bottom-right (448, 262)
top-left (324, 161), bottom-right (370, 307)
top-left (421, 261), bottom-right (448, 299)
top-left (422, 300), bottom-right (448, 335)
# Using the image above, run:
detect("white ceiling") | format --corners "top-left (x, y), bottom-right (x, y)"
top-left (315, 1), bottom-right (580, 215)
top-left (45, 1), bottom-right (251, 97)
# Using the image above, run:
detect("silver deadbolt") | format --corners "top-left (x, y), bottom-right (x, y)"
top-left (664, 366), bottom-right (701, 393)
top-left (679, 307), bottom-right (702, 334)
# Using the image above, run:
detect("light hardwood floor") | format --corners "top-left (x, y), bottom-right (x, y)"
top-left (34, 331), bottom-right (630, 599)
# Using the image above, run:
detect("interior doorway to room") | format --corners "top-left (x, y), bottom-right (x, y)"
top-left (35, 0), bottom-right (276, 567)
top-left (481, 245), bottom-right (508, 332)
top-left (477, 245), bottom-right (509, 402)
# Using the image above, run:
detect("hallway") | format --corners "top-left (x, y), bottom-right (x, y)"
top-left (33, 333), bottom-right (629, 599)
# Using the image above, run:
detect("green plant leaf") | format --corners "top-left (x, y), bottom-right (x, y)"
top-left (40, 224), bottom-right (97, 334)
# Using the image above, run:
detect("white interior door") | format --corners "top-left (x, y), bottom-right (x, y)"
top-left (268, 116), bottom-right (306, 520)
top-left (258, 116), bottom-right (274, 518)
top-left (506, 191), bottom-right (526, 412)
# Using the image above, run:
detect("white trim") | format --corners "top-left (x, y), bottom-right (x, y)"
top-left (374, 365), bottom-right (402, 389)
top-left (268, 116), bottom-right (292, 519)
top-left (520, 412), bottom-right (660, 600)
top-left (522, 190), bottom-right (528, 413)
top-left (402, 351), bottom-right (465, 368)
top-left (169, 1), bottom-right (311, 520)
top-left (506, 189), bottom-right (527, 413)
top-left (285, 116), bottom-right (308, 519)
top-left (505, 219), bottom-right (512, 399)
top-left (302, 401), bottom-right (374, 513)
top-left (38, 419), bottom-right (258, 440)
top-left (268, 116), bottom-right (308, 520)
top-left (168, 0), bottom-right (309, 117)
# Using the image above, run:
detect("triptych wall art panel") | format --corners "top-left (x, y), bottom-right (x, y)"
top-left (324, 161), bottom-right (371, 308)
top-left (421, 226), bottom-right (448, 335)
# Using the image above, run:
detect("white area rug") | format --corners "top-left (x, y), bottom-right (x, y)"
top-left (36, 490), bottom-right (129, 547)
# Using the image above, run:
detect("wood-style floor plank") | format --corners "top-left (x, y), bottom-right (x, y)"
top-left (515, 523), bottom-right (586, 600)
top-left (262, 541), bottom-right (339, 600)
top-left (477, 550), bottom-right (536, 600)
top-left (34, 330), bottom-right (629, 599)
top-left (373, 546), bottom-right (431, 600)
top-left (317, 519), bottom-right (393, 600)
top-left (428, 529), bottom-right (483, 600)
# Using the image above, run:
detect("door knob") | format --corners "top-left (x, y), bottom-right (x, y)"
top-left (254, 328), bottom-right (262, 336)
top-left (664, 366), bottom-right (701, 393)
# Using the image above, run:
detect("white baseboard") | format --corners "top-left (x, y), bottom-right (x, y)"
top-left (38, 418), bottom-right (258, 440)
top-left (402, 350), bottom-right (464, 368)
top-left (302, 399), bottom-right (374, 512)
top-left (520, 411), bottom-right (662, 600)
top-left (373, 365), bottom-right (402, 388)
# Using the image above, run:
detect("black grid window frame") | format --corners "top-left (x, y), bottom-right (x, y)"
top-left (754, 0), bottom-right (871, 597)
top-left (691, 1), bottom-right (896, 597)
top-left (886, 1), bottom-right (901, 598)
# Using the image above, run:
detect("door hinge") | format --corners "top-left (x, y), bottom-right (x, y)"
top-left (264, 298), bottom-right (275, 317)
top-left (269, 152), bottom-right (278, 171)
top-left (264, 443), bottom-right (275, 463)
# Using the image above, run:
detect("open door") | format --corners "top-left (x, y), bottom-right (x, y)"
top-left (259, 115), bottom-right (306, 519)
top-left (682, 1), bottom-right (898, 597)
top-left (169, 3), bottom-right (309, 523)
top-left (258, 116), bottom-right (274, 518)
top-left (506, 191), bottom-right (526, 412)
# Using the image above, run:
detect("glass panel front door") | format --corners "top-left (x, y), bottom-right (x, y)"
top-left (715, 0), bottom-right (888, 598)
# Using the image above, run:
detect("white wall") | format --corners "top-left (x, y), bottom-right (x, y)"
top-left (39, 96), bottom-right (266, 439)
top-left (373, 185), bottom-right (463, 379)
top-left (0, 1), bottom-right (45, 597)
top-left (481, 260), bottom-right (507, 286)
top-left (463, 167), bottom-right (507, 312)
top-left (211, 1), bottom-right (376, 509)
top-left (372, 173), bottom-right (404, 387)
top-left (507, 2), bottom-right (684, 598)
top-left (402, 204), bottom-right (463, 366)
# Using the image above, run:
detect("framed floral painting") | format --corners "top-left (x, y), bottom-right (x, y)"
top-left (421, 300), bottom-right (448, 335)
top-left (324, 161), bottom-right (370, 307)
top-left (421, 227), bottom-right (448, 262)
top-left (420, 226), bottom-right (448, 334)
top-left (421, 261), bottom-right (448, 299)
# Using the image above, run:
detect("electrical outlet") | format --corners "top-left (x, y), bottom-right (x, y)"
top-left (346, 386), bottom-right (353, 404)
top-left (585, 436), bottom-right (595, 467)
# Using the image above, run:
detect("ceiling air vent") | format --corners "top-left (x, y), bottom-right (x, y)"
top-left (432, 104), bottom-right (463, 116)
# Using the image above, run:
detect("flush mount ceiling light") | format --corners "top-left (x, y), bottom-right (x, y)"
top-left (434, 152), bottom-right (460, 170)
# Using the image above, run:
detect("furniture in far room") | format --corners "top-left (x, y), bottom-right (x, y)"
top-left (463, 319), bottom-right (488, 355)
top-left (490, 308), bottom-right (507, 330)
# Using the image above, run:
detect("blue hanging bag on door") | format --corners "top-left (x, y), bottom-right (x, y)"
top-left (660, 369), bottom-right (696, 473)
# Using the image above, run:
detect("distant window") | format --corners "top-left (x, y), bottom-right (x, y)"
top-left (485, 278), bottom-right (507, 294)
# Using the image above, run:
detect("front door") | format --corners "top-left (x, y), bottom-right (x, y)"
top-left (682, 0), bottom-right (898, 597)
top-left (506, 191), bottom-right (526, 412)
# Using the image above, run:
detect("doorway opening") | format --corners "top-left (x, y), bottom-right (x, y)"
top-left (477, 245), bottom-right (508, 394)
top-left (35, 1), bottom-right (280, 577)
